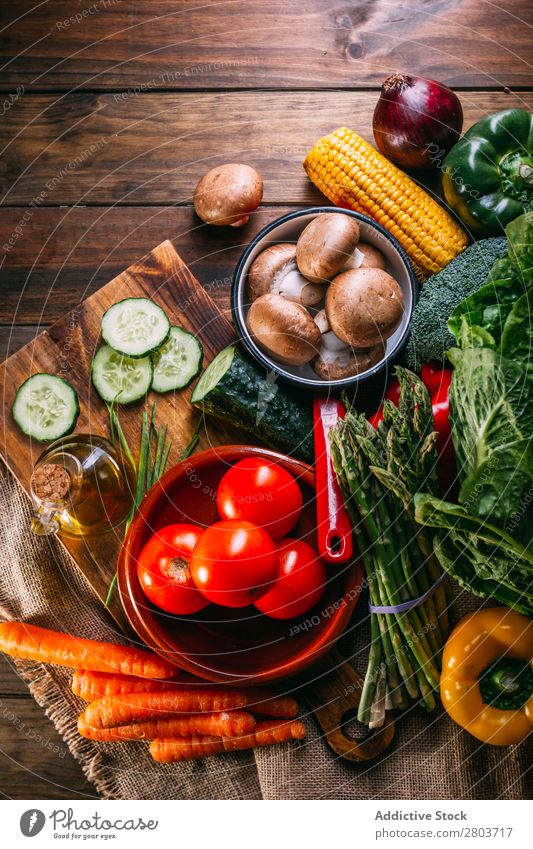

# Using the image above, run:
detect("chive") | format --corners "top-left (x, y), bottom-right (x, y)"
top-left (103, 406), bottom-right (197, 609)
top-left (106, 401), bottom-right (136, 474)
top-left (151, 424), bottom-right (166, 487)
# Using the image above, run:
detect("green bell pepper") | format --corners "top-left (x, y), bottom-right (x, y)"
top-left (442, 109), bottom-right (532, 236)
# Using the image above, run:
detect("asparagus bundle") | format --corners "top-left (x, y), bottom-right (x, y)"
top-left (330, 368), bottom-right (451, 728)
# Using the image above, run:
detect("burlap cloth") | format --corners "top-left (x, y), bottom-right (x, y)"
top-left (0, 463), bottom-right (530, 800)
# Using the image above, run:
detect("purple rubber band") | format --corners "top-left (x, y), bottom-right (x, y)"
top-left (368, 572), bottom-right (447, 615)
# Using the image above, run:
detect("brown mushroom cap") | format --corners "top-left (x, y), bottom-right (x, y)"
top-left (326, 268), bottom-right (404, 348)
top-left (247, 244), bottom-right (295, 300)
top-left (247, 244), bottom-right (323, 306)
top-left (343, 242), bottom-right (387, 271)
top-left (296, 213), bottom-right (360, 283)
top-left (313, 337), bottom-right (385, 381)
top-left (247, 293), bottom-right (321, 366)
top-left (194, 163), bottom-right (263, 227)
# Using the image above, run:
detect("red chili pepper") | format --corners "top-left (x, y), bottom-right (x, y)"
top-left (368, 404), bottom-right (385, 428)
top-left (368, 378), bottom-right (400, 428)
top-left (385, 378), bottom-right (401, 404)
top-left (431, 370), bottom-right (454, 460)
top-left (370, 367), bottom-right (454, 459)
top-left (420, 362), bottom-right (450, 396)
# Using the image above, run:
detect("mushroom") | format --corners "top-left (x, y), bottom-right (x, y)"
top-left (296, 213), bottom-right (360, 283)
top-left (247, 244), bottom-right (324, 306)
top-left (193, 163), bottom-right (263, 227)
top-left (342, 242), bottom-right (387, 271)
top-left (313, 332), bottom-right (385, 381)
top-left (247, 293), bottom-right (321, 366)
top-left (326, 268), bottom-right (404, 348)
top-left (313, 308), bottom-right (330, 335)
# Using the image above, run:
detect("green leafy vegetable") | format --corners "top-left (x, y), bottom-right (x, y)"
top-left (448, 211), bottom-right (533, 348)
top-left (506, 211), bottom-right (533, 275)
top-left (414, 495), bottom-right (533, 615)
top-left (458, 440), bottom-right (532, 531)
top-left (500, 291), bottom-right (533, 369)
top-left (416, 212), bottom-right (533, 614)
top-left (447, 278), bottom-right (522, 347)
top-left (486, 256), bottom-right (517, 285)
top-left (447, 346), bottom-right (532, 490)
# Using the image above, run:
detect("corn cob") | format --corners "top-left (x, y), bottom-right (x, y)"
top-left (303, 127), bottom-right (468, 278)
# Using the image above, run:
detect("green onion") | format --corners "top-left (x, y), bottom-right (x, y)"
top-left (104, 404), bottom-right (201, 607)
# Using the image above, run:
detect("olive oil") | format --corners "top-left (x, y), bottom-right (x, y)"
top-left (30, 434), bottom-right (136, 538)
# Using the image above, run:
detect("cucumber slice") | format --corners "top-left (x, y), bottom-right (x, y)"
top-left (192, 346), bottom-right (314, 462)
top-left (192, 345), bottom-right (235, 400)
top-left (12, 374), bottom-right (79, 442)
top-left (91, 345), bottom-right (152, 404)
top-left (151, 327), bottom-right (203, 393)
top-left (101, 298), bottom-right (170, 357)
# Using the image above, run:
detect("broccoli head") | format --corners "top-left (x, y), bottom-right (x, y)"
top-left (406, 237), bottom-right (508, 371)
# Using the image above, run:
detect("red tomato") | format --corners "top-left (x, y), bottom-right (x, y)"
top-left (254, 538), bottom-right (327, 620)
top-left (137, 524), bottom-right (209, 615)
top-left (190, 519), bottom-right (279, 608)
top-left (216, 457), bottom-right (303, 539)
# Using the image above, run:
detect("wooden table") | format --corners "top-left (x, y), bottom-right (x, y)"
top-left (0, 0), bottom-right (531, 800)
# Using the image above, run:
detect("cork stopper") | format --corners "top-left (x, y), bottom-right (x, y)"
top-left (31, 463), bottom-right (71, 503)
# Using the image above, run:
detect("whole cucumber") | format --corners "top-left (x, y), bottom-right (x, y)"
top-left (191, 345), bottom-right (314, 463)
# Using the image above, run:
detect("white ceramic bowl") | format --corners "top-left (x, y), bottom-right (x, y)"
top-left (231, 207), bottom-right (418, 390)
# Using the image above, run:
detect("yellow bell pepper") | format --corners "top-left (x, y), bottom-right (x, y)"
top-left (440, 608), bottom-right (533, 746)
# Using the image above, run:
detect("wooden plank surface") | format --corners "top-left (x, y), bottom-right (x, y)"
top-left (0, 327), bottom-right (40, 362)
top-left (0, 657), bottom-right (95, 799)
top-left (0, 691), bottom-right (96, 799)
top-left (0, 240), bottom-right (238, 629)
top-left (2, 91), bottom-right (531, 206)
top-left (0, 655), bottom-right (30, 696)
top-left (0, 0), bottom-right (531, 91)
top-left (0, 206), bottom-right (289, 324)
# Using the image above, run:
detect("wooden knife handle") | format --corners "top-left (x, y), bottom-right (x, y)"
top-left (302, 648), bottom-right (394, 763)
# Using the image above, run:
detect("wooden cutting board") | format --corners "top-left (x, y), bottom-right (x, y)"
top-left (0, 240), bottom-right (244, 630)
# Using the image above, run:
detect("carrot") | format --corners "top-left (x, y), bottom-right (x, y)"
top-left (83, 687), bottom-right (299, 729)
top-left (72, 670), bottom-right (181, 701)
top-left (0, 622), bottom-right (177, 679)
top-left (149, 719), bottom-right (307, 763)
top-left (240, 689), bottom-right (299, 719)
top-left (77, 710), bottom-right (255, 741)
top-left (83, 688), bottom-right (252, 729)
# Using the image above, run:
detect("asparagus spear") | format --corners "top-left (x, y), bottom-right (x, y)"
top-left (330, 369), bottom-right (450, 728)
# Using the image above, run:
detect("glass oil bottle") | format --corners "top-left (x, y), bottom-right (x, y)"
top-left (30, 434), bottom-right (136, 538)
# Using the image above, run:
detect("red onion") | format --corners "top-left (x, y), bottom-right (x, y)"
top-left (373, 74), bottom-right (463, 170)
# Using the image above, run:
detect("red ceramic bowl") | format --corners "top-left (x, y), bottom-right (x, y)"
top-left (118, 445), bottom-right (361, 685)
